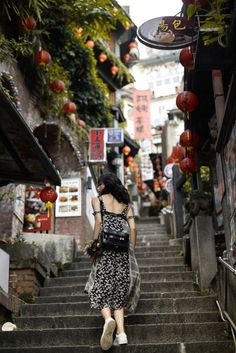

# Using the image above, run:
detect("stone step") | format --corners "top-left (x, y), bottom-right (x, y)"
top-left (40, 281), bottom-right (196, 297)
top-left (15, 311), bottom-right (220, 330)
top-left (1, 341), bottom-right (235, 353)
top-left (0, 323), bottom-right (231, 348)
top-left (44, 271), bottom-right (193, 287)
top-left (21, 296), bottom-right (217, 316)
top-left (68, 256), bottom-right (184, 270)
top-left (136, 240), bottom-right (170, 246)
top-left (135, 245), bottom-right (181, 252)
top-left (1, 341), bottom-right (234, 353)
top-left (136, 250), bottom-right (182, 258)
top-left (36, 290), bottom-right (201, 304)
top-left (60, 265), bottom-right (190, 277)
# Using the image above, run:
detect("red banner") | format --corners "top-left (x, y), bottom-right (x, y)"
top-left (89, 128), bottom-right (106, 163)
top-left (133, 89), bottom-right (151, 140)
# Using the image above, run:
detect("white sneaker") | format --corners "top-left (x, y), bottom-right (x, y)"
top-left (100, 317), bottom-right (116, 351)
top-left (113, 332), bottom-right (128, 346)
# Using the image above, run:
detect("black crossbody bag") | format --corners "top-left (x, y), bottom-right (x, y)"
top-left (99, 197), bottom-right (129, 252)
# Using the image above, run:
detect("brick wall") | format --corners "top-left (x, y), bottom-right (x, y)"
top-left (9, 267), bottom-right (43, 301)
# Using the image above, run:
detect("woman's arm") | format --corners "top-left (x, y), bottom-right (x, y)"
top-left (91, 197), bottom-right (102, 240)
top-left (127, 207), bottom-right (137, 249)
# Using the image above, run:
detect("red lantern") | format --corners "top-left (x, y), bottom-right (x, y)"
top-left (130, 162), bottom-right (137, 171)
top-left (122, 146), bottom-right (131, 156)
top-left (128, 42), bottom-right (137, 49)
top-left (86, 40), bottom-right (95, 48)
top-left (77, 119), bottom-right (86, 128)
top-left (98, 53), bottom-right (107, 62)
top-left (111, 66), bottom-right (119, 75)
top-left (179, 129), bottom-right (200, 147)
top-left (176, 91), bottom-right (198, 113)
top-left (123, 54), bottom-right (130, 62)
top-left (49, 80), bottom-right (65, 93)
top-left (171, 144), bottom-right (185, 162)
top-left (19, 16), bottom-right (36, 31)
top-left (35, 50), bottom-right (51, 66)
top-left (179, 47), bottom-right (194, 70)
top-left (138, 183), bottom-right (146, 191)
top-left (63, 102), bottom-right (77, 114)
top-left (40, 187), bottom-right (58, 208)
top-left (180, 157), bottom-right (196, 174)
top-left (126, 156), bottom-right (134, 164)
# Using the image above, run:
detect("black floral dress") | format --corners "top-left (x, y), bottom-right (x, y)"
top-left (89, 197), bottom-right (130, 310)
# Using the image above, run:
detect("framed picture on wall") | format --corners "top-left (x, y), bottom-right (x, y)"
top-left (55, 178), bottom-right (81, 217)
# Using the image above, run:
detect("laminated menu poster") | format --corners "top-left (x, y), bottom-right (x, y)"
top-left (56, 178), bottom-right (81, 217)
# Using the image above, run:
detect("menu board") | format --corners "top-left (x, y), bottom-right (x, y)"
top-left (55, 178), bottom-right (81, 217)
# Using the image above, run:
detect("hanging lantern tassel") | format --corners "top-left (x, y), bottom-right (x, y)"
top-left (45, 201), bottom-right (53, 209)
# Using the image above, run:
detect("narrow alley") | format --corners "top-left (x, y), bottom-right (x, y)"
top-left (0, 218), bottom-right (234, 352)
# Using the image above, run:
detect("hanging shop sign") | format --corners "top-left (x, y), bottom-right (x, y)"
top-left (137, 16), bottom-right (198, 50)
top-left (106, 128), bottom-right (124, 146)
top-left (23, 187), bottom-right (51, 232)
top-left (164, 163), bottom-right (175, 178)
top-left (89, 128), bottom-right (106, 163)
top-left (165, 179), bottom-right (173, 193)
top-left (140, 152), bottom-right (154, 181)
top-left (56, 178), bottom-right (81, 217)
top-left (133, 90), bottom-right (151, 140)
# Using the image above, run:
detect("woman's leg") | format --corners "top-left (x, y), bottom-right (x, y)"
top-left (113, 308), bottom-right (125, 334)
top-left (101, 307), bottom-right (112, 320)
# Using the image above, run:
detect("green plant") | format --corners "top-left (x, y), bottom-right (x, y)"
top-left (187, 0), bottom-right (232, 46)
top-left (0, 0), bottom-right (55, 21)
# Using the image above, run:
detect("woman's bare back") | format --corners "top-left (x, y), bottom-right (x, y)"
top-left (101, 194), bottom-right (127, 214)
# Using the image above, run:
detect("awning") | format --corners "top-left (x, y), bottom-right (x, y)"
top-left (0, 88), bottom-right (61, 186)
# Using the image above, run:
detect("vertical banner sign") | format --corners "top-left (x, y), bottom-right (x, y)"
top-left (89, 128), bottom-right (106, 163)
top-left (133, 89), bottom-right (151, 140)
top-left (140, 140), bottom-right (154, 181)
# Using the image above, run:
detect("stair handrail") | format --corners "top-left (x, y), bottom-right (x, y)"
top-left (218, 256), bottom-right (236, 276)
top-left (217, 255), bottom-right (236, 351)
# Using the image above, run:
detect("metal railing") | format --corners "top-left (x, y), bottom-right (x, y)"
top-left (217, 255), bottom-right (236, 350)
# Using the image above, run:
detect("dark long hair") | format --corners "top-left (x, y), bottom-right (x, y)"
top-left (98, 173), bottom-right (130, 204)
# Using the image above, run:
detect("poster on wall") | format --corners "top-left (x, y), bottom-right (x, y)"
top-left (56, 178), bottom-right (81, 217)
top-left (23, 187), bottom-right (51, 232)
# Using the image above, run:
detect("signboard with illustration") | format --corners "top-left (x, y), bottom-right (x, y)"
top-left (138, 16), bottom-right (198, 50)
top-left (24, 187), bottom-right (51, 232)
top-left (55, 178), bottom-right (81, 217)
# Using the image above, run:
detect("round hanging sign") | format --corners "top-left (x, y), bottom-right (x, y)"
top-left (164, 163), bottom-right (174, 178)
top-left (165, 179), bottom-right (173, 193)
top-left (137, 16), bottom-right (198, 50)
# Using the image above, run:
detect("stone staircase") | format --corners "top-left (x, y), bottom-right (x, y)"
top-left (0, 219), bottom-right (234, 352)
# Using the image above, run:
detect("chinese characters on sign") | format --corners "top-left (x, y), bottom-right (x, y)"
top-left (56, 178), bottom-right (81, 217)
top-left (140, 140), bottom-right (153, 181)
top-left (138, 16), bottom-right (198, 50)
top-left (89, 128), bottom-right (106, 163)
top-left (133, 90), bottom-right (151, 141)
top-left (107, 128), bottom-right (124, 146)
